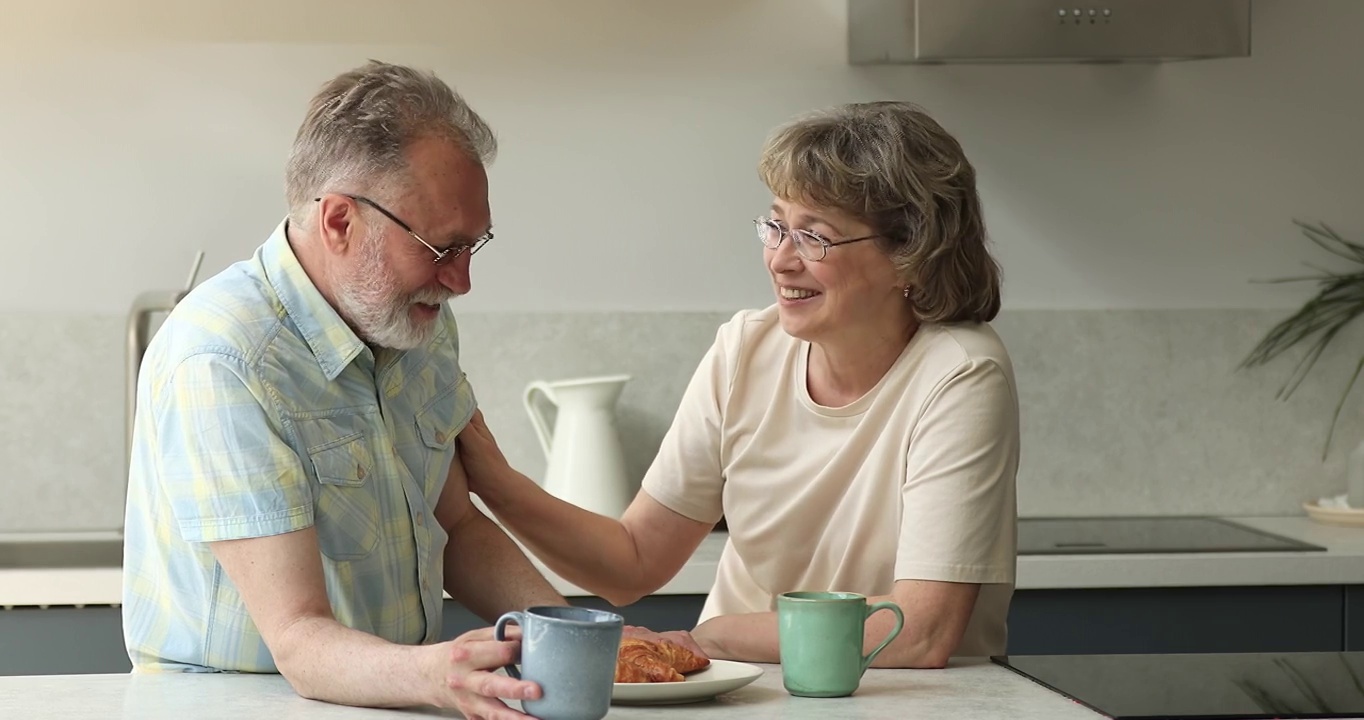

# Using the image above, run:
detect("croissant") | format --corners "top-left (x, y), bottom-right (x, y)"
top-left (616, 639), bottom-right (685, 683)
top-left (614, 637), bottom-right (711, 683)
top-left (613, 658), bottom-right (655, 683)
top-left (655, 640), bottom-right (710, 674)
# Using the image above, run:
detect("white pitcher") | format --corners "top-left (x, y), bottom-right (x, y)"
top-left (523, 374), bottom-right (633, 519)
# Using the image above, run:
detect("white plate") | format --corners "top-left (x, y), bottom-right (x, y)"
top-left (611, 659), bottom-right (764, 706)
top-left (1304, 501), bottom-right (1364, 527)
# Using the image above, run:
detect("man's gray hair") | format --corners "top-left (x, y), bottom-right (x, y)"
top-left (285, 60), bottom-right (497, 218)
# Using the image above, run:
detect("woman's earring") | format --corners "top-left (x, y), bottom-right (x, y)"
top-left (902, 286), bottom-right (911, 299)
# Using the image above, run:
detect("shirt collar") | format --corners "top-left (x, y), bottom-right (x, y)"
top-left (260, 219), bottom-right (367, 380)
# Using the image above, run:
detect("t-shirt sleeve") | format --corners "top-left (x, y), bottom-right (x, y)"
top-left (895, 358), bottom-right (1018, 584)
top-left (638, 315), bottom-right (742, 525)
top-left (156, 352), bottom-right (314, 542)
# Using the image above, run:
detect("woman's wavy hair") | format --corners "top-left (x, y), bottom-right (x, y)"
top-left (758, 101), bottom-right (1001, 323)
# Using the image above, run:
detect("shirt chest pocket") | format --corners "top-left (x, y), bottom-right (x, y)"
top-left (299, 415), bottom-right (384, 561)
top-left (413, 375), bottom-right (475, 501)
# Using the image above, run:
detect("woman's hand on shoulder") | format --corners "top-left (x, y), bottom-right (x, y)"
top-left (456, 409), bottom-right (514, 501)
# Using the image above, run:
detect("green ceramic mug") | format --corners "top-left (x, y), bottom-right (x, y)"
top-left (777, 591), bottom-right (905, 698)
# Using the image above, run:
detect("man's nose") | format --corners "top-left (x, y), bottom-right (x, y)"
top-left (436, 256), bottom-right (472, 295)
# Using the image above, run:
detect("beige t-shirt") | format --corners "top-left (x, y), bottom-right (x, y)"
top-left (642, 304), bottom-right (1019, 657)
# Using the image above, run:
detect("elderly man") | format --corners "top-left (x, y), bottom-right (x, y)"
top-left (122, 60), bottom-right (563, 719)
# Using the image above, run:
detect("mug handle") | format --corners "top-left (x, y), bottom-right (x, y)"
top-left (493, 611), bottom-right (525, 680)
top-left (861, 602), bottom-right (905, 673)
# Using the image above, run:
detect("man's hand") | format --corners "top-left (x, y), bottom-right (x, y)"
top-left (210, 528), bottom-right (541, 709)
top-left (426, 627), bottom-right (541, 719)
top-left (457, 409), bottom-right (512, 500)
top-left (622, 625), bottom-right (710, 663)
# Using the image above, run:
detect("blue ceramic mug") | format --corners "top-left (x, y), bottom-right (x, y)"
top-left (494, 606), bottom-right (624, 720)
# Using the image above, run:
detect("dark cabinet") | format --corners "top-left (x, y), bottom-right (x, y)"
top-left (440, 595), bottom-right (707, 640)
top-left (0, 596), bottom-right (710, 677)
top-left (7, 586), bottom-right (1363, 676)
top-left (1346, 586), bottom-right (1364, 651)
top-left (1006, 585), bottom-right (1347, 655)
top-left (0, 606), bottom-right (132, 676)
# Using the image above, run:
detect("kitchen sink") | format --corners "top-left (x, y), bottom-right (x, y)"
top-left (0, 539), bottom-right (123, 569)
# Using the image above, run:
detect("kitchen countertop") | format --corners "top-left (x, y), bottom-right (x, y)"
top-left (1017, 516), bottom-right (1364, 590)
top-left (0, 658), bottom-right (1107, 719)
top-left (0, 529), bottom-right (722, 608)
top-left (3, 516), bottom-right (1363, 608)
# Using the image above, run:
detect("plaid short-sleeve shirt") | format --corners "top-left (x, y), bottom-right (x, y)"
top-left (122, 220), bottom-right (475, 672)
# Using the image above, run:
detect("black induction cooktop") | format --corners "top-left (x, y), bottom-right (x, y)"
top-left (994, 652), bottom-right (1364, 719)
top-left (1017, 517), bottom-right (1327, 555)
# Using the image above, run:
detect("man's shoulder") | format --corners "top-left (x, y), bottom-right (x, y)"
top-left (153, 259), bottom-right (284, 368)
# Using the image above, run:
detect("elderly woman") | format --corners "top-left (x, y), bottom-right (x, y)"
top-left (459, 101), bottom-right (1018, 668)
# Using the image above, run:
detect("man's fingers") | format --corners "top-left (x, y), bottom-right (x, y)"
top-left (456, 695), bottom-right (532, 720)
top-left (449, 639), bottom-right (520, 671)
top-left (463, 623), bottom-right (521, 642)
top-left (452, 670), bottom-right (541, 701)
top-left (456, 626), bottom-right (498, 643)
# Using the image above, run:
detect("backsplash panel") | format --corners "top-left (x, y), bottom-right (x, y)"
top-left (992, 310), bottom-right (1360, 518)
top-left (2, 308), bottom-right (1358, 532)
top-left (0, 312), bottom-right (126, 533)
top-left (453, 311), bottom-right (735, 503)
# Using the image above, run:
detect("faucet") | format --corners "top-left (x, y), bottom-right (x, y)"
top-left (124, 251), bottom-right (206, 500)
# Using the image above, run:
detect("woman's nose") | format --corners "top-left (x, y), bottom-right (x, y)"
top-left (767, 234), bottom-right (804, 272)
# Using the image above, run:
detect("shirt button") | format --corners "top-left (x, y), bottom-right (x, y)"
top-left (416, 514), bottom-right (424, 526)
top-left (435, 431), bottom-right (447, 444)
top-left (356, 464), bottom-right (366, 480)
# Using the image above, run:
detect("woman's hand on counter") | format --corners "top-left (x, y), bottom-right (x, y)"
top-left (622, 625), bottom-right (710, 662)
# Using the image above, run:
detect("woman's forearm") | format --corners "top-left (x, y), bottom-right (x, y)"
top-left (692, 614), bottom-right (781, 663)
top-left (477, 468), bottom-right (653, 605)
top-left (693, 582), bottom-right (975, 669)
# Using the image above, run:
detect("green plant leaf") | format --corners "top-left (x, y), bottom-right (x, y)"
top-left (1241, 220), bottom-right (1364, 459)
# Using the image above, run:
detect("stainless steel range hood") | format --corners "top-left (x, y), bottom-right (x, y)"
top-left (848, 0), bottom-right (1252, 64)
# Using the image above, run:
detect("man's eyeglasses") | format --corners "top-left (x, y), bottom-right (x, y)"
top-left (314, 194), bottom-right (492, 265)
top-left (754, 217), bottom-right (878, 262)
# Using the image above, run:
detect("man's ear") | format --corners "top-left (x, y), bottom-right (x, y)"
top-left (316, 195), bottom-right (359, 256)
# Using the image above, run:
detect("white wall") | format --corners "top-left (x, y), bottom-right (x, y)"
top-left (1, 0), bottom-right (1361, 315)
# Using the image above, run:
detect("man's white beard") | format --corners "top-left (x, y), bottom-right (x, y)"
top-left (334, 230), bottom-right (450, 350)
